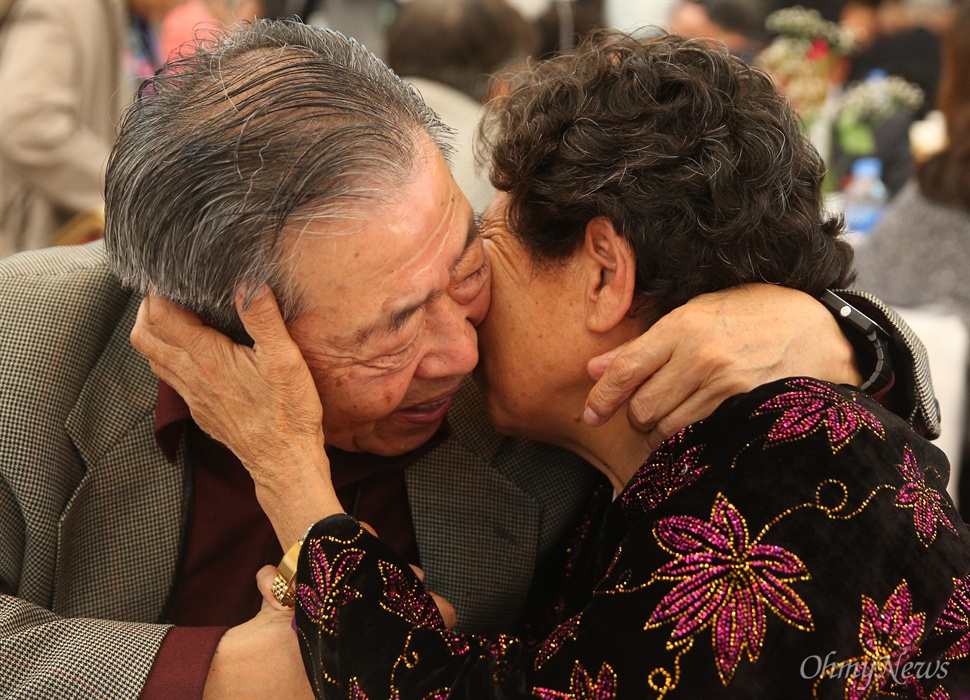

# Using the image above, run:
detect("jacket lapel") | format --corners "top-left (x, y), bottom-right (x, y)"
top-left (406, 379), bottom-right (541, 634)
top-left (60, 295), bottom-right (187, 622)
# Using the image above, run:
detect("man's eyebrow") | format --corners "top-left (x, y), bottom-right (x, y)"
top-left (356, 213), bottom-right (481, 344)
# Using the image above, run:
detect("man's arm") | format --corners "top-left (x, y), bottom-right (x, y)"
top-left (1, 474), bottom-right (309, 700)
top-left (0, 595), bottom-right (171, 697)
top-left (0, 595), bottom-right (312, 699)
top-left (1, 479), bottom-right (308, 700)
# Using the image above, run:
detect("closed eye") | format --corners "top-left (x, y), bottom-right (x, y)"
top-left (452, 258), bottom-right (489, 302)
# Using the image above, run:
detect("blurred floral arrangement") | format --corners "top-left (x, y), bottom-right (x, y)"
top-left (835, 73), bottom-right (924, 156)
top-left (765, 5), bottom-right (855, 54)
top-left (756, 6), bottom-right (855, 122)
top-left (756, 6), bottom-right (925, 192)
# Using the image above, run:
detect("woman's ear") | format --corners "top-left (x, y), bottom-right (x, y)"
top-left (582, 217), bottom-right (637, 334)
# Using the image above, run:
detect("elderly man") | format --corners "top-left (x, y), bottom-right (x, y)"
top-left (0, 20), bottom-right (937, 699)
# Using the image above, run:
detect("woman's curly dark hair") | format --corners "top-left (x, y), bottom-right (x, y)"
top-left (480, 32), bottom-right (854, 324)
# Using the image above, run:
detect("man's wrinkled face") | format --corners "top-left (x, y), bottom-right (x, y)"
top-left (285, 142), bottom-right (490, 456)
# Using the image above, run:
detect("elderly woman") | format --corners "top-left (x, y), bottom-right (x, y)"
top-left (136, 34), bottom-right (970, 698)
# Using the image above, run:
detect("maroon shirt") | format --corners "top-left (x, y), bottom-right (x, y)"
top-left (141, 381), bottom-right (445, 698)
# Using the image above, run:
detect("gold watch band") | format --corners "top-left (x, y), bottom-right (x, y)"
top-left (272, 524), bottom-right (314, 608)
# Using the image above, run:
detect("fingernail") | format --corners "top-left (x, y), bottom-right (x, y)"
top-left (291, 616), bottom-right (298, 632)
top-left (583, 406), bottom-right (604, 426)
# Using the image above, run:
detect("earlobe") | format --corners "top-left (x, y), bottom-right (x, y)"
top-left (583, 217), bottom-right (637, 334)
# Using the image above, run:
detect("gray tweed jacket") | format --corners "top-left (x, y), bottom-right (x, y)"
top-left (0, 242), bottom-right (594, 698)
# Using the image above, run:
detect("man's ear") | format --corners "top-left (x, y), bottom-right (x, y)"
top-left (582, 216), bottom-right (637, 334)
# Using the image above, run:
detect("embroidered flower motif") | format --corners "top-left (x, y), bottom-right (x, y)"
top-left (378, 561), bottom-right (446, 630)
top-left (620, 432), bottom-right (707, 516)
top-left (893, 445), bottom-right (958, 547)
top-left (348, 679), bottom-right (370, 700)
top-left (827, 581), bottom-right (926, 700)
top-left (533, 661), bottom-right (617, 699)
top-left (646, 495), bottom-right (813, 685)
top-left (295, 540), bottom-right (365, 634)
top-left (536, 613), bottom-right (583, 669)
top-left (755, 378), bottom-right (884, 452)
top-left (935, 575), bottom-right (970, 661)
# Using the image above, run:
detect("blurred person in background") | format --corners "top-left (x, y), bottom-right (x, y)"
top-left (841, 0), bottom-right (943, 119)
top-left (161, 0), bottom-right (307, 60)
top-left (668, 0), bottom-right (769, 63)
top-left (854, 0), bottom-right (970, 519)
top-left (668, 0), bottom-right (712, 37)
top-left (0, 0), bottom-right (179, 257)
top-left (386, 0), bottom-right (537, 213)
top-left (533, 0), bottom-right (605, 58)
top-left (160, 0), bottom-right (264, 60)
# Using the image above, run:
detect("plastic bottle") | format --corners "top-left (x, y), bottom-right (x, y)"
top-left (843, 157), bottom-right (888, 242)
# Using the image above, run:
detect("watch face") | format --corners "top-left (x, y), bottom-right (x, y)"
top-left (819, 290), bottom-right (893, 393)
top-left (820, 290), bottom-right (889, 339)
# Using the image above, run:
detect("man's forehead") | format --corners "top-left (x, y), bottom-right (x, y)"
top-left (282, 142), bottom-right (474, 342)
top-left (351, 210), bottom-right (481, 345)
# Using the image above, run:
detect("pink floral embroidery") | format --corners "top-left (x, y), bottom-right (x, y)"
top-left (755, 378), bottom-right (884, 452)
top-left (536, 613), bottom-right (583, 669)
top-left (620, 433), bottom-right (707, 515)
top-left (348, 679), bottom-right (369, 700)
top-left (935, 576), bottom-right (970, 661)
top-left (295, 540), bottom-right (364, 634)
top-left (646, 495), bottom-right (813, 685)
top-left (533, 661), bottom-right (617, 699)
top-left (378, 561), bottom-right (446, 630)
top-left (893, 445), bottom-right (958, 547)
top-left (927, 688), bottom-right (951, 700)
top-left (828, 581), bottom-right (926, 700)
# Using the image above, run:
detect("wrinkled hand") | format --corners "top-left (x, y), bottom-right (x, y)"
top-left (131, 286), bottom-right (341, 545)
top-left (584, 284), bottom-right (862, 451)
top-left (131, 287), bottom-right (323, 470)
top-left (203, 594), bottom-right (313, 699)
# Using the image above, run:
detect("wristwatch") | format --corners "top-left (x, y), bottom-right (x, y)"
top-left (272, 524), bottom-right (314, 608)
top-left (820, 289), bottom-right (893, 394)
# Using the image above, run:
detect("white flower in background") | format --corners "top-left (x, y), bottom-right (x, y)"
top-left (838, 74), bottom-right (924, 123)
top-left (765, 6), bottom-right (855, 56)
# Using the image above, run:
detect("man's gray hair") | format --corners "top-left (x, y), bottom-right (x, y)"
top-left (105, 19), bottom-right (453, 342)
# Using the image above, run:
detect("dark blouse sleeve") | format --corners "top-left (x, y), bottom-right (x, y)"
top-left (294, 379), bottom-right (970, 699)
top-left (294, 514), bottom-right (539, 699)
